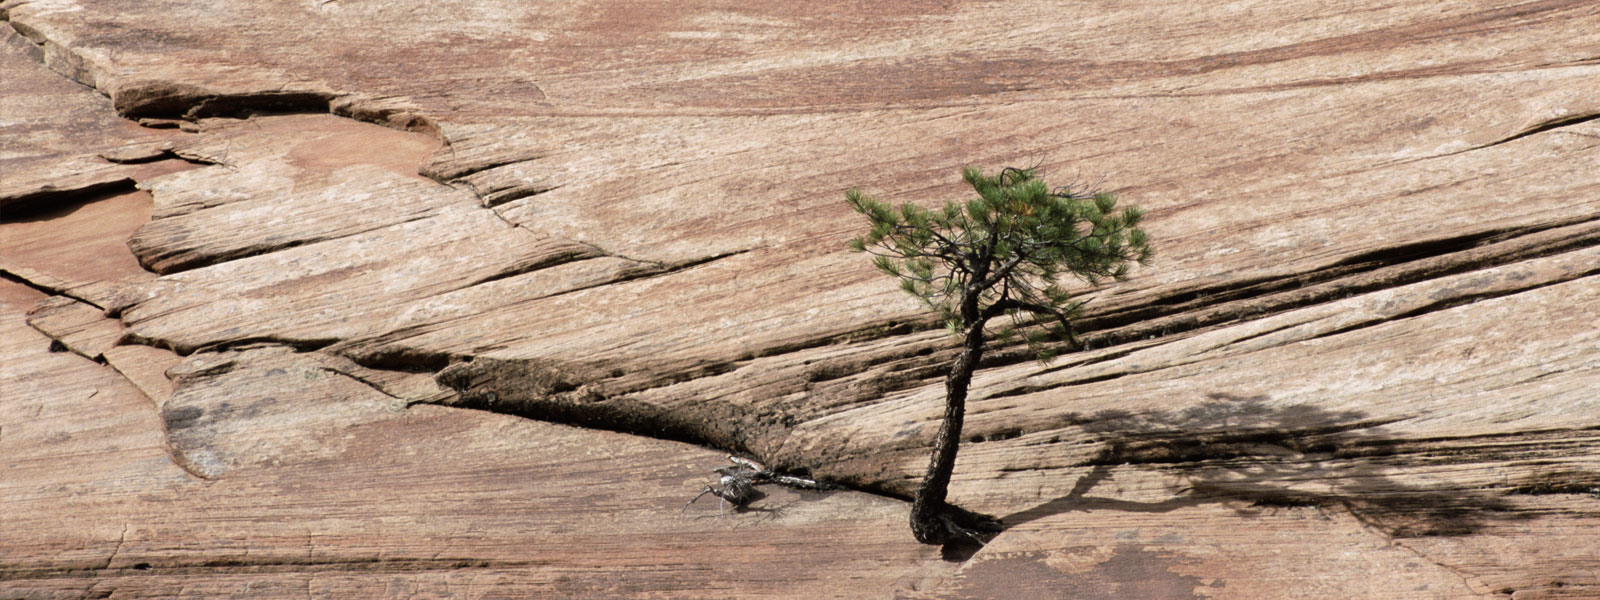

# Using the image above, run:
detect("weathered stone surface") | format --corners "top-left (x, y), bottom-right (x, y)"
top-left (0, 25), bottom-right (189, 215)
top-left (926, 504), bottom-right (1482, 599)
top-left (1, 281), bottom-right (955, 597)
top-left (127, 114), bottom-right (448, 273)
top-left (120, 198), bottom-right (631, 354)
top-left (0, 187), bottom-right (154, 307)
top-left (3, 0), bottom-right (1598, 597)
top-left (23, 294), bottom-right (122, 360)
top-left (0, 26), bottom-right (193, 315)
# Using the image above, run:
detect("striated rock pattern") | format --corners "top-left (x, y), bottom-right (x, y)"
top-left (3, 0), bottom-right (1598, 597)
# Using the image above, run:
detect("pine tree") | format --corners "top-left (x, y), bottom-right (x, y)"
top-left (846, 166), bottom-right (1152, 544)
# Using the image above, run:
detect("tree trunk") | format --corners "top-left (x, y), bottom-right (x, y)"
top-left (909, 316), bottom-right (988, 544)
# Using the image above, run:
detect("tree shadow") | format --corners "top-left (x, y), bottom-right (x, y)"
top-left (1001, 393), bottom-right (1530, 539)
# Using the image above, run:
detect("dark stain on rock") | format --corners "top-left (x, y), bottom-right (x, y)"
top-left (163, 405), bottom-right (204, 431)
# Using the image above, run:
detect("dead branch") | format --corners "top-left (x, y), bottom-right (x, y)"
top-left (684, 455), bottom-right (830, 512)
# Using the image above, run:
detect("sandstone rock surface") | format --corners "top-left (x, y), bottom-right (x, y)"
top-left (3, 0), bottom-right (1598, 597)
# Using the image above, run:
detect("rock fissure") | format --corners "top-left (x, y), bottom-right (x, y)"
top-left (331, 338), bottom-right (462, 374)
top-left (0, 269), bottom-right (101, 310)
top-left (1, 556), bottom-right (553, 581)
top-left (102, 524), bottom-right (128, 571)
top-left (425, 356), bottom-right (906, 502)
top-left (317, 367), bottom-right (407, 403)
top-left (461, 247), bottom-right (606, 289)
top-left (448, 313), bottom-right (933, 403)
top-left (0, 177), bottom-right (137, 218)
top-left (1424, 109), bottom-right (1600, 161)
top-left (313, 360), bottom-right (458, 407)
top-left (113, 147), bottom-right (218, 168)
top-left (188, 337), bottom-right (340, 357)
top-left (138, 234), bottom-right (306, 276)
top-left (429, 161), bottom-right (554, 208)
top-left (420, 153), bottom-right (546, 183)
top-left (479, 183), bottom-right (562, 209)
top-left (120, 330), bottom-right (340, 358)
top-left (411, 385), bottom-right (922, 514)
top-left (0, 15), bottom-right (439, 153)
top-left (1381, 538), bottom-right (1494, 595)
top-left (1303, 269), bottom-right (1599, 343)
top-left (1477, 111), bottom-right (1600, 151)
top-left (1076, 216), bottom-right (1600, 342)
top-left (972, 218), bottom-right (1600, 384)
top-left (176, 91), bottom-right (336, 121)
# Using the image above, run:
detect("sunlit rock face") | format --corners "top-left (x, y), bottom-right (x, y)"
top-left (2, 1), bottom-right (1597, 597)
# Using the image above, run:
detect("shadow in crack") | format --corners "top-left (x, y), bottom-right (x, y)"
top-left (1, 179), bottom-right (139, 224)
top-left (1001, 393), bottom-right (1530, 538)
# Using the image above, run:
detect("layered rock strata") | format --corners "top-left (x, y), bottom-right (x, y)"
top-left (3, 1), bottom-right (1598, 597)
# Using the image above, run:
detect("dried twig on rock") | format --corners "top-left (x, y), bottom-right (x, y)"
top-left (685, 455), bottom-right (829, 512)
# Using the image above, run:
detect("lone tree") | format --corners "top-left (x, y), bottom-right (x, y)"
top-left (847, 166), bottom-right (1152, 544)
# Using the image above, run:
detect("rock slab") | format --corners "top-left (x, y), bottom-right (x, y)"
top-left (2, 1), bottom-right (1598, 598)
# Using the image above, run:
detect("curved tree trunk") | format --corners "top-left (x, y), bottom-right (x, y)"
top-left (909, 317), bottom-right (988, 544)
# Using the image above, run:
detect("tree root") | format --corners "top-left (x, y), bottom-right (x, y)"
top-left (913, 502), bottom-right (1004, 546)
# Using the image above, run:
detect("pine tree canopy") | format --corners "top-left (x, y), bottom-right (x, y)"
top-left (847, 166), bottom-right (1152, 359)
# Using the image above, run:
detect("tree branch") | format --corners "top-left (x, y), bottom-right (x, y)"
top-left (975, 252), bottom-right (1028, 292)
top-left (982, 298), bottom-right (1073, 335)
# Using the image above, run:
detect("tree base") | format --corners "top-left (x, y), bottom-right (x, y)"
top-left (910, 502), bottom-right (1004, 546)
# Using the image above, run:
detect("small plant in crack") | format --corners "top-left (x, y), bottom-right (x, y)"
top-left (684, 456), bottom-right (830, 512)
top-left (847, 165), bottom-right (1152, 545)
